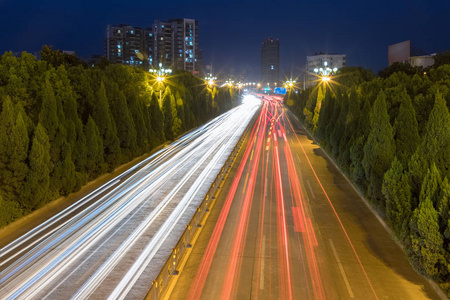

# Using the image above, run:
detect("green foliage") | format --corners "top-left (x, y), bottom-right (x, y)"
top-left (85, 116), bottom-right (105, 179)
top-left (287, 62), bottom-right (450, 286)
top-left (394, 89), bottom-right (420, 167)
top-left (433, 51), bottom-right (450, 68)
top-left (378, 62), bottom-right (423, 79)
top-left (382, 158), bottom-right (412, 240)
top-left (409, 197), bottom-right (446, 279)
top-left (24, 123), bottom-right (51, 210)
top-left (0, 51), bottom-right (238, 228)
top-left (362, 91), bottom-right (396, 211)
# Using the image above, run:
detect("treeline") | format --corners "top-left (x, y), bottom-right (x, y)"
top-left (286, 64), bottom-right (450, 295)
top-left (0, 48), bottom-right (239, 227)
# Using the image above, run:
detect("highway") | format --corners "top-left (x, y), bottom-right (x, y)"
top-left (169, 95), bottom-right (442, 300)
top-left (0, 98), bottom-right (260, 300)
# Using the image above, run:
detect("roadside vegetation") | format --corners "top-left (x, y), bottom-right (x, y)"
top-left (0, 47), bottom-right (239, 228)
top-left (285, 54), bottom-right (450, 295)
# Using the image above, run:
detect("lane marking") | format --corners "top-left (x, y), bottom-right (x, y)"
top-left (306, 180), bottom-right (316, 199)
top-left (295, 153), bottom-right (301, 163)
top-left (260, 234), bottom-right (266, 290)
top-left (329, 239), bottom-right (355, 298)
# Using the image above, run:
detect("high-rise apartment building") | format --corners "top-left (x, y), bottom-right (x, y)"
top-left (106, 19), bottom-right (200, 75)
top-left (306, 53), bottom-right (346, 86)
top-left (105, 24), bottom-right (145, 67)
top-left (150, 18), bottom-right (199, 75)
top-left (260, 38), bottom-right (280, 88)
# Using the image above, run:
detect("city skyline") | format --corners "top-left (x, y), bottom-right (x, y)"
top-left (1, 0), bottom-right (450, 78)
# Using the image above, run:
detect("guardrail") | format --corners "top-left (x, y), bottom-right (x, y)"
top-left (144, 111), bottom-right (257, 300)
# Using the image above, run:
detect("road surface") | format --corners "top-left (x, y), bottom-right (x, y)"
top-left (0, 98), bottom-right (260, 300)
top-left (169, 95), bottom-right (442, 300)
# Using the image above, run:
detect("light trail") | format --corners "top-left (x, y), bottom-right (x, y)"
top-left (285, 114), bottom-right (379, 300)
top-left (0, 98), bottom-right (260, 300)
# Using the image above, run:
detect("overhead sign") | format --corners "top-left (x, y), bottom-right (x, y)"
top-left (274, 87), bottom-right (286, 95)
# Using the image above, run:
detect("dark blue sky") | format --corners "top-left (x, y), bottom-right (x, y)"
top-left (1, 0), bottom-right (449, 79)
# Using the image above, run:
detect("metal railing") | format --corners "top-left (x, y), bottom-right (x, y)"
top-left (145, 112), bottom-right (258, 300)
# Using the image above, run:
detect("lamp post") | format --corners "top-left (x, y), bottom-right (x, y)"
top-left (313, 61), bottom-right (338, 83)
top-left (205, 73), bottom-right (217, 87)
top-left (284, 78), bottom-right (297, 93)
top-left (149, 63), bottom-right (172, 103)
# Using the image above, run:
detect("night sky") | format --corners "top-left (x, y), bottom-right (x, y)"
top-left (1, 0), bottom-right (450, 79)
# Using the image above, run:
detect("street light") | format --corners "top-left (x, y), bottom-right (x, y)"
top-left (313, 61), bottom-right (338, 84)
top-left (150, 63), bottom-right (172, 103)
top-left (205, 73), bottom-right (217, 87)
top-left (284, 79), bottom-right (297, 90)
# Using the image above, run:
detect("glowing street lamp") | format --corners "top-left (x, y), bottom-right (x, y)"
top-left (150, 63), bottom-right (172, 102)
top-left (205, 73), bottom-right (217, 87)
top-left (313, 61), bottom-right (338, 84)
top-left (284, 79), bottom-right (297, 90)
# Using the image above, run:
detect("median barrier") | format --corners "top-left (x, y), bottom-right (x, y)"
top-left (145, 109), bottom-right (259, 300)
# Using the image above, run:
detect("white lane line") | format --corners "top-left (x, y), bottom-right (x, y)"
top-left (329, 239), bottom-right (354, 298)
top-left (296, 153), bottom-right (301, 163)
top-left (306, 180), bottom-right (316, 199)
top-left (260, 235), bottom-right (266, 290)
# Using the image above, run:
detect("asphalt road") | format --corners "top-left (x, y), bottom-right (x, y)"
top-left (0, 100), bottom-right (260, 300)
top-left (169, 95), bottom-right (442, 300)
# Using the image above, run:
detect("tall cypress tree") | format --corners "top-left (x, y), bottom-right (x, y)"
top-left (394, 89), bottom-right (420, 167)
top-left (409, 197), bottom-right (445, 278)
top-left (162, 89), bottom-right (174, 140)
top-left (382, 157), bottom-right (412, 239)
top-left (93, 81), bottom-right (121, 169)
top-left (311, 85), bottom-right (325, 131)
top-left (24, 123), bottom-right (51, 210)
top-left (419, 164), bottom-right (442, 208)
top-left (171, 93), bottom-right (182, 138)
top-left (85, 116), bottom-right (105, 179)
top-left (362, 90), bottom-right (396, 211)
top-left (409, 91), bottom-right (450, 198)
top-left (110, 89), bottom-right (137, 159)
top-left (150, 92), bottom-right (165, 144)
top-left (0, 98), bottom-right (29, 203)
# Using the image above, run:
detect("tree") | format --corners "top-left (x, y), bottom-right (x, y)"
top-left (171, 93), bottom-right (182, 138)
top-left (433, 51), bottom-right (450, 68)
top-left (409, 91), bottom-right (450, 197)
top-left (110, 88), bottom-right (137, 159)
top-left (419, 164), bottom-right (442, 208)
top-left (382, 158), bottom-right (412, 239)
top-left (0, 98), bottom-right (29, 203)
top-left (150, 92), bottom-right (165, 144)
top-left (362, 91), bottom-right (396, 211)
top-left (394, 89), bottom-right (420, 167)
top-left (378, 62), bottom-right (422, 79)
top-left (311, 85), bottom-right (325, 131)
top-left (85, 116), bottom-right (105, 179)
top-left (54, 142), bottom-right (77, 196)
top-left (93, 81), bottom-right (121, 169)
top-left (24, 123), bottom-right (51, 210)
top-left (409, 197), bottom-right (445, 278)
top-left (162, 89), bottom-right (174, 140)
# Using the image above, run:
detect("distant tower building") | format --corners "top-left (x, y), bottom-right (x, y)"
top-left (150, 18), bottom-right (199, 75)
top-left (105, 24), bottom-right (145, 67)
top-left (388, 40), bottom-right (434, 68)
top-left (306, 53), bottom-right (346, 87)
top-left (106, 19), bottom-right (200, 75)
top-left (260, 38), bottom-right (280, 88)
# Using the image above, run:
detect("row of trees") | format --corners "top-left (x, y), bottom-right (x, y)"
top-left (0, 49), bottom-right (239, 227)
top-left (286, 64), bottom-right (450, 295)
